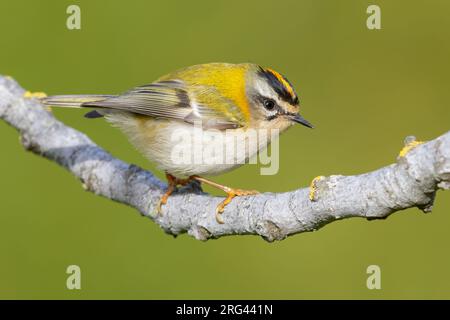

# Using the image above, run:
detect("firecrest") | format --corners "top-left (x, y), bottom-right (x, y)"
top-left (42, 63), bottom-right (313, 223)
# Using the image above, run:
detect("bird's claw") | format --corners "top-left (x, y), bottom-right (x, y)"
top-left (156, 173), bottom-right (194, 216)
top-left (215, 188), bottom-right (259, 224)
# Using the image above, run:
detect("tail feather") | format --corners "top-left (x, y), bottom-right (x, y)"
top-left (41, 94), bottom-right (115, 108)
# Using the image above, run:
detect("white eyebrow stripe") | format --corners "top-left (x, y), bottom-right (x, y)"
top-left (255, 77), bottom-right (278, 99)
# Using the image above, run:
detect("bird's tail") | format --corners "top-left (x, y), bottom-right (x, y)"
top-left (41, 94), bottom-right (116, 108)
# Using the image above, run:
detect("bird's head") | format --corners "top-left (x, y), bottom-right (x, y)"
top-left (245, 65), bottom-right (313, 131)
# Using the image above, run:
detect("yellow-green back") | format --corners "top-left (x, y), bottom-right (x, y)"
top-left (158, 63), bottom-right (255, 126)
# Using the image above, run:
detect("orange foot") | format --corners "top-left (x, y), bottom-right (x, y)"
top-left (192, 176), bottom-right (259, 224)
top-left (156, 173), bottom-right (194, 214)
top-left (157, 174), bottom-right (259, 224)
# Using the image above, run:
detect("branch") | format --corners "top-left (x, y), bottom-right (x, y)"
top-left (0, 76), bottom-right (449, 241)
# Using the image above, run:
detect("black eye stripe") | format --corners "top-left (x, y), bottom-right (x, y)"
top-left (266, 110), bottom-right (297, 121)
top-left (257, 67), bottom-right (298, 105)
top-left (257, 96), bottom-right (279, 110)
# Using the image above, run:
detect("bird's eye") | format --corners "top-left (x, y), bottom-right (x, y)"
top-left (263, 99), bottom-right (275, 111)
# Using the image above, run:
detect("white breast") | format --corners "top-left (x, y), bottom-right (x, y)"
top-left (105, 113), bottom-right (274, 177)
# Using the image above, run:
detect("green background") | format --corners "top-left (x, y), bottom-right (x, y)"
top-left (0, 0), bottom-right (449, 299)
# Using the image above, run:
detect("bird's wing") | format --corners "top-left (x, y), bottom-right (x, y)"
top-left (81, 80), bottom-right (243, 130)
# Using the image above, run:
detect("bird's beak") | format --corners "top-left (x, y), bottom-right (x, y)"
top-left (289, 113), bottom-right (314, 128)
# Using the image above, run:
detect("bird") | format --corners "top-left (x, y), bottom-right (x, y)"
top-left (41, 63), bottom-right (313, 223)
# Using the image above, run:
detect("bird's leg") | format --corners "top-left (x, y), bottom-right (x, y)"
top-left (191, 176), bottom-right (259, 224)
top-left (157, 173), bottom-right (194, 214)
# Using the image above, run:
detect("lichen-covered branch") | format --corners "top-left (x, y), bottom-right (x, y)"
top-left (0, 76), bottom-right (449, 241)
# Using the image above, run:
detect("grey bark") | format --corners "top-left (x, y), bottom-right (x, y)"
top-left (0, 76), bottom-right (449, 241)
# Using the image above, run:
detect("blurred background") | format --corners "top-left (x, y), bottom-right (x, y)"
top-left (0, 0), bottom-right (449, 299)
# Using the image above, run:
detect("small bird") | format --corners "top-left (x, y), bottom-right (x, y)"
top-left (42, 63), bottom-right (313, 223)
